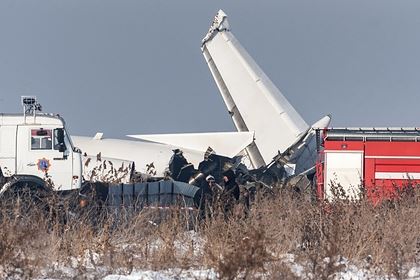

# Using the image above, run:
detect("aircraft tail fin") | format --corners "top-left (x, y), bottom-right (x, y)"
top-left (201, 10), bottom-right (309, 168)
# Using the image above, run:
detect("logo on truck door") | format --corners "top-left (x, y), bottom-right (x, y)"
top-left (37, 158), bottom-right (51, 173)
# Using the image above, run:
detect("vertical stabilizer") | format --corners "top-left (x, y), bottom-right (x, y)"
top-left (202, 10), bottom-right (309, 168)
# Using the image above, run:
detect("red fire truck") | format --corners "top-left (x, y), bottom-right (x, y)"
top-left (316, 128), bottom-right (420, 203)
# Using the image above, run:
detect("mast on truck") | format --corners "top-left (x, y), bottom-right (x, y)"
top-left (21, 96), bottom-right (42, 123)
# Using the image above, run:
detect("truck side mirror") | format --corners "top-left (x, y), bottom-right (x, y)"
top-left (56, 128), bottom-right (66, 153)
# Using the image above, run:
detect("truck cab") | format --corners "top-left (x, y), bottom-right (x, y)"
top-left (0, 97), bottom-right (82, 192)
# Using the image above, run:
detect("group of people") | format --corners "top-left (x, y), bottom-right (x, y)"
top-left (195, 169), bottom-right (251, 220)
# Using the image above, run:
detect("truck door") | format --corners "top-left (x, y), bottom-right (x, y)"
top-left (0, 125), bottom-right (17, 176)
top-left (324, 151), bottom-right (364, 200)
top-left (16, 125), bottom-right (73, 190)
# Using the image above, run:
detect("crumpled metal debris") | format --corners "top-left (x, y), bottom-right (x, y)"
top-left (166, 146), bottom-right (280, 194)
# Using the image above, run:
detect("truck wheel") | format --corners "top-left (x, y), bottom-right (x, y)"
top-left (0, 176), bottom-right (49, 209)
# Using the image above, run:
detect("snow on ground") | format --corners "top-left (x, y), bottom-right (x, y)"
top-left (39, 264), bottom-right (217, 280)
top-left (103, 268), bottom-right (217, 280)
top-left (407, 267), bottom-right (420, 279)
top-left (37, 254), bottom-right (420, 280)
top-left (277, 254), bottom-right (420, 280)
top-left (39, 266), bottom-right (420, 279)
top-left (34, 238), bottom-right (420, 279)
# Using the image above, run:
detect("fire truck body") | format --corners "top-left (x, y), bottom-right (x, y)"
top-left (317, 128), bottom-right (420, 203)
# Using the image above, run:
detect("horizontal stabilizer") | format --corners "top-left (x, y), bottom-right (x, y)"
top-left (127, 131), bottom-right (254, 158)
top-left (311, 115), bottom-right (332, 129)
top-left (93, 132), bottom-right (104, 140)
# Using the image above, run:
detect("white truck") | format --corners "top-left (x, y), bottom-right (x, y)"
top-left (0, 97), bottom-right (82, 195)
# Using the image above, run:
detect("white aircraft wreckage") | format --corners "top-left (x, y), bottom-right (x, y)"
top-left (199, 10), bottom-right (331, 175)
top-left (72, 131), bottom-right (254, 180)
top-left (0, 11), bottom-right (331, 212)
top-left (72, 10), bottom-right (331, 189)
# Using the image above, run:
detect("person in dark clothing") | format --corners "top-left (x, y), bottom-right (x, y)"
top-left (168, 149), bottom-right (188, 180)
top-left (222, 169), bottom-right (240, 200)
top-left (194, 174), bottom-right (223, 221)
top-left (221, 169), bottom-right (240, 217)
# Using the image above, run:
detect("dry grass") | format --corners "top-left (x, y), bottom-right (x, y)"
top-left (0, 185), bottom-right (419, 279)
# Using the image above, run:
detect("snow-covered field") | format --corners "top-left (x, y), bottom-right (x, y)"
top-left (37, 254), bottom-right (420, 280)
top-left (103, 268), bottom-right (217, 280)
top-left (2, 190), bottom-right (420, 279)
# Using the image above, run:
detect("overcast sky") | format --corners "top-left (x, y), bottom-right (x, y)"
top-left (1, 0), bottom-right (419, 138)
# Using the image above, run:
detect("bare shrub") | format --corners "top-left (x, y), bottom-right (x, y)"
top-left (0, 185), bottom-right (419, 279)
